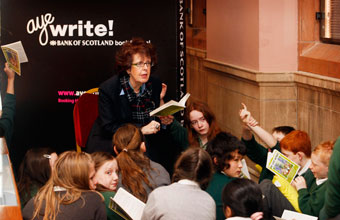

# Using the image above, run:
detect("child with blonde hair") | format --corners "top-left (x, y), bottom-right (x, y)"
top-left (23, 151), bottom-right (106, 220)
top-left (292, 141), bottom-right (334, 216)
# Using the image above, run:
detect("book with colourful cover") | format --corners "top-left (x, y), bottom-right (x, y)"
top-left (266, 149), bottom-right (300, 184)
top-left (1, 41), bottom-right (28, 75)
top-left (109, 187), bottom-right (145, 220)
top-left (150, 93), bottom-right (190, 116)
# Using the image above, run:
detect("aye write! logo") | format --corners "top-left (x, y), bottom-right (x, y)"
top-left (26, 13), bottom-right (115, 46)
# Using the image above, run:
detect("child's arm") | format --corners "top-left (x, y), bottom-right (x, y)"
top-left (240, 103), bottom-right (278, 148)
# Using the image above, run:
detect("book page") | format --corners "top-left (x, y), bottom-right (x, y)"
top-left (149, 93), bottom-right (190, 117)
top-left (281, 210), bottom-right (317, 220)
top-left (112, 188), bottom-right (145, 220)
top-left (266, 150), bottom-right (300, 183)
top-left (240, 159), bottom-right (251, 179)
top-left (178, 93), bottom-right (190, 106)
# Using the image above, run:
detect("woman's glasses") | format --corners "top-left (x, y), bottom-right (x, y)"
top-left (131, 62), bottom-right (154, 68)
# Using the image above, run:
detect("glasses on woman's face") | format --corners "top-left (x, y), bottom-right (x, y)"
top-left (131, 61), bottom-right (154, 68)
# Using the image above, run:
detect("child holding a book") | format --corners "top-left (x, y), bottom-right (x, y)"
top-left (259, 130), bottom-right (315, 217)
top-left (91, 152), bottom-right (124, 220)
top-left (239, 103), bottom-right (295, 183)
top-left (205, 132), bottom-right (247, 220)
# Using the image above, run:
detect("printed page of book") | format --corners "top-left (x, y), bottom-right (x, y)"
top-left (149, 93), bottom-right (190, 116)
top-left (112, 188), bottom-right (145, 220)
top-left (281, 210), bottom-right (317, 220)
top-left (266, 149), bottom-right (300, 183)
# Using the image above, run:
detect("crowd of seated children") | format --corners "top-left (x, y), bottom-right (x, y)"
top-left (320, 137), bottom-right (340, 220)
top-left (22, 151), bottom-right (106, 220)
top-left (113, 123), bottom-right (170, 202)
top-left (141, 147), bottom-right (216, 220)
top-left (91, 151), bottom-right (123, 220)
top-left (206, 132), bottom-right (247, 220)
top-left (17, 147), bottom-right (57, 208)
top-left (239, 103), bottom-right (295, 182)
top-left (222, 178), bottom-right (268, 220)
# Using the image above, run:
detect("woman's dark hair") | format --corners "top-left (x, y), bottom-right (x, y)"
top-left (222, 179), bottom-right (263, 218)
top-left (17, 147), bottom-right (55, 207)
top-left (172, 148), bottom-right (213, 190)
top-left (115, 37), bottom-right (157, 73)
top-left (206, 132), bottom-right (246, 172)
top-left (272, 126), bottom-right (295, 135)
top-left (184, 100), bottom-right (221, 148)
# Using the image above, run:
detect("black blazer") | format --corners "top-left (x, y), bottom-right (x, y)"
top-left (86, 74), bottom-right (162, 153)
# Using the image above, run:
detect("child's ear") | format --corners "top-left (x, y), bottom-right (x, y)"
top-left (114, 146), bottom-right (119, 155)
top-left (297, 151), bottom-right (305, 161)
top-left (213, 157), bottom-right (218, 166)
top-left (224, 206), bottom-right (232, 218)
top-left (140, 142), bottom-right (146, 153)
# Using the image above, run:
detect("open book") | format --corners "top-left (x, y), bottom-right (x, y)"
top-left (266, 149), bottom-right (300, 184)
top-left (150, 93), bottom-right (190, 117)
top-left (1, 41), bottom-right (28, 75)
top-left (109, 188), bottom-right (146, 220)
top-left (273, 209), bottom-right (318, 220)
top-left (240, 158), bottom-right (251, 179)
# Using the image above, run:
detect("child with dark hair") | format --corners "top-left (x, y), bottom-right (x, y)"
top-left (17, 147), bottom-right (58, 208)
top-left (141, 148), bottom-right (215, 220)
top-left (206, 132), bottom-right (247, 220)
top-left (222, 179), bottom-right (265, 220)
top-left (272, 126), bottom-right (295, 142)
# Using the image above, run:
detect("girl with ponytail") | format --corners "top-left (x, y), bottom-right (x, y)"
top-left (113, 123), bottom-right (170, 202)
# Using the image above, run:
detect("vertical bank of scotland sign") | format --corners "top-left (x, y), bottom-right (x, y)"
top-left (1, 0), bottom-right (186, 159)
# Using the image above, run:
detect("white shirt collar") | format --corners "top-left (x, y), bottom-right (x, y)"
top-left (298, 159), bottom-right (311, 176)
top-left (178, 179), bottom-right (199, 187)
top-left (316, 178), bottom-right (328, 185)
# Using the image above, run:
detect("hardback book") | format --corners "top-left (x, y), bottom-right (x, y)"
top-left (266, 149), bottom-right (300, 184)
top-left (109, 187), bottom-right (145, 220)
top-left (149, 93), bottom-right (190, 117)
top-left (1, 41), bottom-right (28, 75)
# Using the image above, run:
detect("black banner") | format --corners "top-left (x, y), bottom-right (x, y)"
top-left (1, 0), bottom-right (185, 171)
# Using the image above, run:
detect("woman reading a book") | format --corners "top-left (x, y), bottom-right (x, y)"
top-left (91, 152), bottom-right (124, 220)
top-left (113, 123), bottom-right (170, 203)
top-left (22, 151), bottom-right (106, 220)
top-left (86, 38), bottom-right (179, 173)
